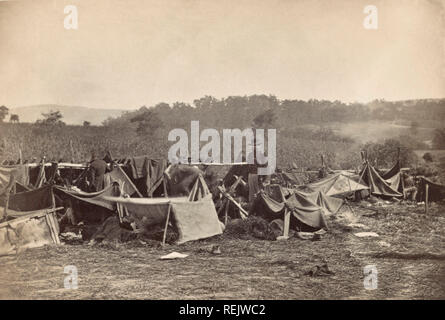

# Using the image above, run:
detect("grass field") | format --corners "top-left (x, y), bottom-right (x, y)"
top-left (333, 121), bottom-right (435, 144)
top-left (1, 201), bottom-right (444, 300)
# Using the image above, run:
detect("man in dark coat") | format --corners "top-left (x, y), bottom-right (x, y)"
top-left (87, 153), bottom-right (108, 192)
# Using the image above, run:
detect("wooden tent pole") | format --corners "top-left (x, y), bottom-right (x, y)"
top-left (356, 162), bottom-right (366, 187)
top-left (69, 140), bottom-right (75, 185)
top-left (401, 172), bottom-right (406, 199)
top-left (398, 147), bottom-right (406, 199)
top-left (283, 208), bottom-right (290, 238)
top-left (2, 175), bottom-right (15, 222)
top-left (162, 203), bottom-right (172, 246)
top-left (425, 183), bottom-right (429, 214)
top-left (37, 157), bottom-right (46, 188)
top-left (116, 165), bottom-right (142, 198)
top-left (188, 177), bottom-right (198, 201)
top-left (278, 185), bottom-right (290, 238)
top-left (163, 175), bottom-right (168, 198)
top-left (354, 160), bottom-right (368, 200)
top-left (3, 189), bottom-right (10, 222)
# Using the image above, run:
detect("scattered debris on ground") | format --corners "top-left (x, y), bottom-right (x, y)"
top-left (160, 252), bottom-right (189, 260)
top-left (305, 263), bottom-right (335, 277)
top-left (354, 232), bottom-right (379, 238)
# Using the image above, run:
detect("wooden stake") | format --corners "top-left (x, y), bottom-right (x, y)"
top-left (283, 208), bottom-right (290, 238)
top-left (45, 211), bottom-right (60, 245)
top-left (162, 203), bottom-right (172, 246)
top-left (425, 183), bottom-right (429, 214)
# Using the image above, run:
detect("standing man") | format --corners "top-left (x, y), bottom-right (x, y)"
top-left (87, 152), bottom-right (108, 192)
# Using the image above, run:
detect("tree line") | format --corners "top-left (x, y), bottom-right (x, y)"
top-left (1, 96), bottom-right (444, 169)
top-left (103, 95), bottom-right (445, 131)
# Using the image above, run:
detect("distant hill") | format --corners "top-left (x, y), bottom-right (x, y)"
top-left (9, 105), bottom-right (127, 125)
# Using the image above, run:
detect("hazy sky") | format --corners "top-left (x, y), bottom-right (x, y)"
top-left (1, 0), bottom-right (444, 109)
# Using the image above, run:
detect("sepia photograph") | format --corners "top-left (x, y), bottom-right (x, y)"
top-left (0, 0), bottom-right (444, 304)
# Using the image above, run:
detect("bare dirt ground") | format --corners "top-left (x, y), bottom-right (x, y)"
top-left (1, 201), bottom-right (444, 300)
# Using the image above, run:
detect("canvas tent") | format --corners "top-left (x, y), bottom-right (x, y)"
top-left (0, 208), bottom-right (60, 256)
top-left (54, 184), bottom-right (120, 211)
top-left (0, 178), bottom-right (61, 256)
top-left (381, 161), bottom-right (401, 180)
top-left (359, 162), bottom-right (402, 198)
top-left (1, 185), bottom-right (54, 213)
top-left (1, 163), bottom-right (72, 192)
top-left (381, 161), bottom-right (403, 193)
top-left (102, 175), bottom-right (223, 244)
top-left (250, 185), bottom-right (343, 230)
top-left (305, 172), bottom-right (369, 197)
top-left (314, 190), bottom-right (344, 215)
top-left (121, 157), bottom-right (168, 197)
top-left (265, 184), bottom-right (343, 216)
top-left (416, 177), bottom-right (445, 202)
top-left (104, 165), bottom-right (142, 197)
